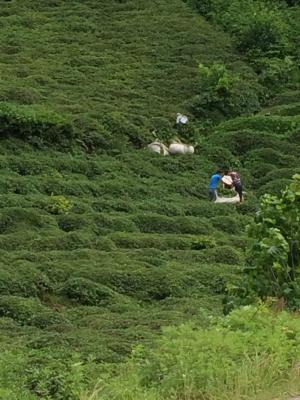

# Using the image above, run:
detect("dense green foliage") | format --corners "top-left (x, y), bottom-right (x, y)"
top-left (92, 306), bottom-right (300, 400)
top-left (0, 0), bottom-right (299, 398)
top-left (0, 102), bottom-right (74, 148)
top-left (189, 0), bottom-right (300, 98)
top-left (187, 63), bottom-right (261, 120)
top-left (226, 175), bottom-right (300, 311)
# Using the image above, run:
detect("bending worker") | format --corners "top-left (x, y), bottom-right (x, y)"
top-left (208, 170), bottom-right (223, 201)
top-left (225, 169), bottom-right (243, 202)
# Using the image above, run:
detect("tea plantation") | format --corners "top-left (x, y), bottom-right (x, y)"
top-left (0, 0), bottom-right (299, 399)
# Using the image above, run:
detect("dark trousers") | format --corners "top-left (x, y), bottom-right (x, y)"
top-left (208, 189), bottom-right (217, 201)
top-left (234, 183), bottom-right (243, 202)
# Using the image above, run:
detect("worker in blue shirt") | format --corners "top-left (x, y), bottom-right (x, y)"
top-left (208, 170), bottom-right (223, 201)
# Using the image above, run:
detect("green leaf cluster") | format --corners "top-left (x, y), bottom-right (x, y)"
top-left (229, 175), bottom-right (300, 308)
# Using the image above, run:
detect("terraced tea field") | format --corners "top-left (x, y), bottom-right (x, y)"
top-left (0, 0), bottom-right (299, 398)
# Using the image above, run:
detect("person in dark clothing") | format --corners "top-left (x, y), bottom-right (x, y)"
top-left (208, 170), bottom-right (223, 201)
top-left (226, 170), bottom-right (243, 202)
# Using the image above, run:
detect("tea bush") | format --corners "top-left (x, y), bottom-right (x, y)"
top-left (210, 215), bottom-right (242, 234)
top-left (245, 161), bottom-right (277, 180)
top-left (245, 148), bottom-right (296, 167)
top-left (0, 0), bottom-right (298, 397)
top-left (188, 63), bottom-right (261, 120)
top-left (217, 115), bottom-right (300, 134)
top-left (0, 296), bottom-right (64, 328)
top-left (205, 245), bottom-right (243, 265)
top-left (0, 102), bottom-right (75, 147)
top-left (257, 178), bottom-right (293, 196)
top-left (61, 277), bottom-right (116, 306)
top-left (133, 213), bottom-right (214, 235)
top-left (93, 213), bottom-right (138, 235)
top-left (135, 200), bottom-right (184, 217)
top-left (208, 129), bottom-right (283, 156)
top-left (0, 263), bottom-right (52, 297)
top-left (200, 143), bottom-right (237, 166)
top-left (184, 263), bottom-right (239, 294)
top-left (110, 232), bottom-right (215, 251)
top-left (182, 200), bottom-right (235, 218)
top-left (258, 167), bottom-right (300, 187)
top-left (94, 268), bottom-right (185, 301)
top-left (91, 199), bottom-right (135, 213)
top-left (57, 213), bottom-right (87, 232)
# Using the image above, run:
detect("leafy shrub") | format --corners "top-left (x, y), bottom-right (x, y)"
top-left (93, 213), bottom-right (138, 235)
top-left (200, 144), bottom-right (237, 167)
top-left (0, 102), bottom-right (74, 147)
top-left (0, 208), bottom-right (49, 234)
top-left (92, 199), bottom-right (134, 213)
top-left (234, 8), bottom-right (291, 56)
top-left (75, 119), bottom-right (111, 152)
top-left (0, 296), bottom-right (63, 328)
top-left (99, 112), bottom-right (152, 149)
top-left (0, 176), bottom-right (38, 196)
top-left (289, 129), bottom-right (300, 144)
top-left (258, 168), bottom-right (300, 188)
top-left (195, 0), bottom-right (293, 57)
top-left (25, 350), bottom-right (87, 400)
top-left (210, 215), bottom-right (242, 234)
top-left (240, 175), bottom-right (300, 308)
top-left (110, 232), bottom-right (215, 251)
top-left (186, 0), bottom-right (215, 16)
top-left (46, 194), bottom-right (73, 215)
top-left (0, 263), bottom-right (52, 297)
top-left (188, 63), bottom-right (261, 120)
top-left (58, 213), bottom-right (87, 232)
top-left (208, 129), bottom-right (280, 156)
top-left (136, 200), bottom-right (184, 217)
top-left (245, 148), bottom-right (296, 167)
top-left (245, 161), bottom-right (277, 180)
top-left (0, 212), bottom-right (12, 234)
top-left (6, 157), bottom-right (56, 176)
top-left (217, 115), bottom-right (300, 134)
top-left (0, 341), bottom-right (36, 400)
top-left (257, 178), bottom-right (293, 197)
top-left (205, 245), bottom-right (243, 265)
top-left (149, 117), bottom-right (175, 142)
top-left (235, 193), bottom-right (260, 215)
top-left (133, 213), bottom-right (214, 235)
top-left (186, 264), bottom-right (238, 294)
top-left (61, 277), bottom-right (115, 306)
top-left (1, 86), bottom-right (42, 105)
top-left (183, 200), bottom-right (234, 218)
top-left (254, 56), bottom-right (297, 91)
top-left (96, 268), bottom-right (185, 301)
top-left (29, 232), bottom-right (112, 252)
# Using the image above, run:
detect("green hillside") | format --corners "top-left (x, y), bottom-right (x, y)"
top-left (0, 0), bottom-right (239, 127)
top-left (0, 0), bottom-right (299, 399)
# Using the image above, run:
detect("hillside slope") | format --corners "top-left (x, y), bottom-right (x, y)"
top-left (0, 0), bottom-right (299, 399)
top-left (0, 0), bottom-right (238, 123)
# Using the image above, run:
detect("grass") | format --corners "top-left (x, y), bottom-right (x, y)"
top-left (84, 306), bottom-right (300, 400)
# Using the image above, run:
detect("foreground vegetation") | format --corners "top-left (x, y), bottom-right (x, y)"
top-left (91, 305), bottom-right (300, 400)
top-left (0, 0), bottom-right (299, 398)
